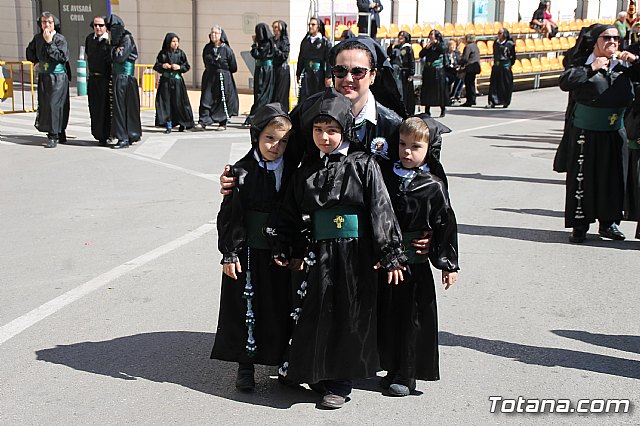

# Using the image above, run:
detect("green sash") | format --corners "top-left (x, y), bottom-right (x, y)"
top-left (244, 210), bottom-right (270, 250)
top-left (495, 60), bottom-right (512, 67)
top-left (161, 70), bottom-right (182, 79)
top-left (39, 62), bottom-right (66, 74)
top-left (402, 230), bottom-right (429, 264)
top-left (425, 58), bottom-right (444, 67)
top-left (573, 104), bottom-right (625, 131)
top-left (113, 61), bottom-right (135, 76)
top-left (312, 206), bottom-right (365, 240)
top-left (306, 60), bottom-right (322, 72)
top-left (256, 59), bottom-right (273, 67)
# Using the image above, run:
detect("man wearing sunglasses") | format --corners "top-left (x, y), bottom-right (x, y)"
top-left (296, 17), bottom-right (332, 103)
top-left (85, 16), bottom-right (111, 147)
top-left (25, 12), bottom-right (71, 148)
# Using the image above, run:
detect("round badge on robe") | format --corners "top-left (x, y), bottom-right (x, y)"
top-left (370, 137), bottom-right (389, 159)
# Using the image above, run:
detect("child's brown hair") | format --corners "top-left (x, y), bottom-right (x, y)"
top-left (399, 117), bottom-right (430, 144)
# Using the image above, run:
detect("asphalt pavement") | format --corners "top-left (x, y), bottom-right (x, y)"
top-left (0, 88), bottom-right (638, 425)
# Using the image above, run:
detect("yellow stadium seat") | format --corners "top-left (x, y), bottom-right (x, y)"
top-left (480, 22), bottom-right (491, 35)
top-left (519, 21), bottom-right (531, 34)
top-left (490, 22), bottom-right (500, 34)
top-left (487, 40), bottom-right (494, 53)
top-left (468, 23), bottom-right (479, 35)
top-left (480, 61), bottom-right (492, 76)
top-left (411, 43), bottom-right (421, 59)
top-left (521, 58), bottom-right (533, 73)
top-left (543, 38), bottom-right (553, 50)
top-left (444, 23), bottom-right (455, 37)
top-left (412, 24), bottom-right (422, 37)
top-left (389, 23), bottom-right (399, 35)
top-left (435, 24), bottom-right (445, 34)
top-left (559, 36), bottom-right (569, 50)
top-left (551, 37), bottom-right (562, 50)
top-left (503, 21), bottom-right (512, 32)
top-left (401, 24), bottom-right (411, 33)
top-left (457, 41), bottom-right (466, 52)
top-left (454, 23), bottom-right (465, 36)
top-left (540, 56), bottom-right (551, 71)
top-left (422, 24), bottom-right (432, 37)
top-left (559, 20), bottom-right (569, 32)
top-left (569, 20), bottom-right (578, 31)
top-left (525, 38), bottom-right (536, 52)
top-left (531, 57), bottom-right (542, 72)
top-left (534, 38), bottom-right (544, 51)
top-left (512, 59), bottom-right (523, 74)
top-left (515, 38), bottom-right (526, 53)
top-left (350, 24), bottom-right (359, 36)
top-left (377, 25), bottom-right (388, 38)
top-left (568, 36), bottom-right (576, 47)
top-left (549, 56), bottom-right (561, 70)
top-left (558, 54), bottom-right (565, 67)
top-left (477, 40), bottom-right (488, 55)
top-left (575, 18), bottom-right (583, 28)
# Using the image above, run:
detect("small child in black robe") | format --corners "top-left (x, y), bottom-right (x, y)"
top-left (211, 103), bottom-right (294, 391)
top-left (154, 32), bottom-right (195, 133)
top-left (272, 88), bottom-right (407, 409)
top-left (378, 115), bottom-right (459, 396)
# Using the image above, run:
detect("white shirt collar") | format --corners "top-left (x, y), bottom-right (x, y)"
top-left (319, 141), bottom-right (350, 158)
top-left (308, 34), bottom-right (321, 43)
top-left (95, 32), bottom-right (109, 41)
top-left (354, 91), bottom-right (377, 126)
top-left (585, 52), bottom-right (621, 69)
top-left (253, 149), bottom-right (284, 171)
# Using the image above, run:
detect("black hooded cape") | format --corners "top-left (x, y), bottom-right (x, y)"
top-left (247, 23), bottom-right (276, 124)
top-left (153, 33), bottom-right (194, 129)
top-left (85, 18), bottom-right (111, 142)
top-left (419, 31), bottom-right (449, 108)
top-left (488, 29), bottom-right (516, 107)
top-left (211, 102), bottom-right (294, 365)
top-left (272, 20), bottom-right (291, 111)
top-left (296, 19), bottom-right (331, 103)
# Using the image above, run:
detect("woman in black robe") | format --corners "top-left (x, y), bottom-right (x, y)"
top-left (26, 12), bottom-right (70, 148)
top-left (211, 103), bottom-right (295, 390)
top-left (198, 26), bottom-right (239, 131)
top-left (296, 17), bottom-right (331, 103)
top-left (420, 30), bottom-right (448, 117)
top-left (272, 20), bottom-right (291, 111)
top-left (378, 114), bottom-right (458, 396)
top-left (245, 23), bottom-right (275, 126)
top-left (106, 14), bottom-right (142, 149)
top-left (388, 31), bottom-right (416, 115)
top-left (488, 28), bottom-right (516, 108)
top-left (154, 33), bottom-right (194, 132)
top-left (272, 88), bottom-right (406, 407)
top-left (559, 23), bottom-right (640, 242)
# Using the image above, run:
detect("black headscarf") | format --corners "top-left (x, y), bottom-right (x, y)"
top-left (162, 32), bottom-right (179, 52)
top-left (250, 102), bottom-right (290, 145)
top-left (398, 31), bottom-right (412, 44)
top-left (209, 27), bottom-right (231, 47)
top-left (254, 23), bottom-right (274, 44)
top-left (106, 14), bottom-right (127, 45)
top-left (569, 23), bottom-right (616, 66)
top-left (314, 17), bottom-right (327, 38)
top-left (430, 30), bottom-right (444, 45)
top-left (330, 36), bottom-right (408, 118)
top-left (37, 12), bottom-right (61, 33)
top-left (275, 20), bottom-right (289, 40)
top-left (300, 88), bottom-right (357, 155)
top-left (500, 28), bottom-right (513, 42)
top-left (411, 114), bottom-right (451, 188)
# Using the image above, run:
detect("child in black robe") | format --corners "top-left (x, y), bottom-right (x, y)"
top-left (378, 115), bottom-right (459, 397)
top-left (211, 103), bottom-right (294, 391)
top-left (154, 33), bottom-right (195, 132)
top-left (272, 88), bottom-right (406, 409)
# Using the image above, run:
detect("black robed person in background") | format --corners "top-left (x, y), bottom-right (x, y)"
top-left (153, 32), bottom-right (194, 132)
top-left (85, 16), bottom-right (111, 146)
top-left (488, 28), bottom-right (516, 108)
top-left (272, 20), bottom-right (291, 111)
top-left (357, 0), bottom-right (383, 39)
top-left (26, 11), bottom-right (70, 149)
top-left (420, 30), bottom-right (449, 117)
top-left (106, 14), bottom-right (141, 149)
top-left (245, 23), bottom-right (275, 126)
top-left (388, 31), bottom-right (416, 115)
top-left (198, 26), bottom-right (239, 131)
top-left (558, 23), bottom-right (640, 243)
top-left (296, 17), bottom-right (331, 104)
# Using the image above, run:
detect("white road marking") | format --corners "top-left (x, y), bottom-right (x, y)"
top-left (133, 135), bottom-right (178, 159)
top-left (451, 112), bottom-right (564, 134)
top-left (0, 221), bottom-right (217, 346)
top-left (229, 142), bottom-right (249, 164)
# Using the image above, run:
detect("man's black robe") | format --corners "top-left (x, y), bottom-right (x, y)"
top-left (111, 30), bottom-right (141, 142)
top-left (296, 35), bottom-right (331, 103)
top-left (85, 32), bottom-right (111, 141)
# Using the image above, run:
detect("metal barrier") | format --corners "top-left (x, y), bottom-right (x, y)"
top-left (0, 61), bottom-right (36, 114)
top-left (136, 64), bottom-right (157, 111)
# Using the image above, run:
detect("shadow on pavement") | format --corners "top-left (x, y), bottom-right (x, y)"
top-left (490, 145), bottom-right (558, 151)
top-left (448, 172), bottom-right (565, 186)
top-left (458, 223), bottom-right (640, 250)
top-left (0, 134), bottom-right (99, 148)
top-left (552, 330), bottom-right (640, 355)
top-left (440, 331), bottom-right (640, 380)
top-left (35, 331), bottom-right (320, 408)
top-left (493, 208), bottom-right (564, 218)
top-left (446, 108), bottom-right (564, 121)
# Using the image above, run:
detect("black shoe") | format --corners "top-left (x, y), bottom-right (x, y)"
top-left (320, 393), bottom-right (347, 409)
top-left (235, 363), bottom-right (255, 392)
top-left (58, 131), bottom-right (67, 144)
top-left (44, 136), bottom-right (58, 148)
top-left (178, 125), bottom-right (185, 132)
top-left (111, 140), bottom-right (130, 149)
top-left (635, 223), bottom-right (640, 240)
top-left (439, 108), bottom-right (446, 118)
top-left (503, 104), bottom-right (509, 108)
top-left (388, 378), bottom-right (416, 397)
top-left (98, 139), bottom-right (108, 147)
top-left (569, 227), bottom-right (587, 243)
top-left (164, 128), bottom-right (172, 134)
top-left (308, 382), bottom-right (327, 394)
top-left (598, 223), bottom-right (625, 241)
top-left (461, 102), bottom-right (475, 107)
top-left (379, 372), bottom-right (395, 390)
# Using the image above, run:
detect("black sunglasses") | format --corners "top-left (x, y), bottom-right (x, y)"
top-left (94, 23), bottom-right (105, 27)
top-left (332, 65), bottom-right (371, 79)
top-left (599, 35), bottom-right (620, 42)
